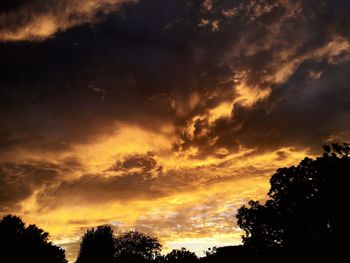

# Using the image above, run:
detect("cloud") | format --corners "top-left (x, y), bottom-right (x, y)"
top-left (231, 60), bottom-right (350, 152)
top-left (172, 0), bottom-right (350, 157)
top-left (1, 0), bottom-right (331, 157)
top-left (0, 0), bottom-right (136, 42)
top-left (33, 146), bottom-right (304, 210)
top-left (107, 153), bottom-right (158, 173)
top-left (9, 146), bottom-right (306, 262)
top-left (0, 162), bottom-right (64, 212)
top-left (37, 172), bottom-right (165, 208)
top-left (36, 168), bottom-right (209, 209)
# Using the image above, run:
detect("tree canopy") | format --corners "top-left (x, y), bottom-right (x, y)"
top-left (237, 143), bottom-right (350, 259)
top-left (75, 228), bottom-right (161, 263)
top-left (76, 225), bottom-right (116, 263)
top-left (0, 214), bottom-right (67, 263)
top-left (156, 248), bottom-right (198, 263)
top-left (114, 231), bottom-right (162, 263)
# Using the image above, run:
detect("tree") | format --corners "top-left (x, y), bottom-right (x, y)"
top-left (114, 231), bottom-right (162, 263)
top-left (162, 248), bottom-right (198, 263)
top-left (201, 246), bottom-right (252, 263)
top-left (0, 214), bottom-right (67, 263)
top-left (236, 143), bottom-right (350, 258)
top-left (76, 225), bottom-right (116, 263)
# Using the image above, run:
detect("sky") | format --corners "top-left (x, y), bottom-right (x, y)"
top-left (0, 0), bottom-right (350, 261)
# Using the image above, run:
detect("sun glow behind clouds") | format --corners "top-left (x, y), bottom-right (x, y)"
top-left (12, 76), bottom-right (309, 262)
top-left (15, 124), bottom-right (308, 262)
top-left (3, 62), bottom-right (310, 262)
top-left (72, 123), bottom-right (175, 173)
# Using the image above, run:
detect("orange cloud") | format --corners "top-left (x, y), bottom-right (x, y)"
top-left (11, 141), bottom-right (307, 261)
top-left (0, 0), bottom-right (136, 41)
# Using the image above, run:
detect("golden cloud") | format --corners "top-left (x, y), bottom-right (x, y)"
top-left (0, 0), bottom-right (136, 41)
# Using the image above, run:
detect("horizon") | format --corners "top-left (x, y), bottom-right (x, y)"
top-left (1, 1), bottom-right (350, 262)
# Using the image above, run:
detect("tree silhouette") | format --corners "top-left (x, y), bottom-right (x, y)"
top-left (114, 231), bottom-right (162, 263)
top-left (201, 246), bottom-right (253, 262)
top-left (0, 214), bottom-right (67, 263)
top-left (76, 225), bottom-right (116, 263)
top-left (237, 143), bottom-right (350, 259)
top-left (156, 247), bottom-right (198, 263)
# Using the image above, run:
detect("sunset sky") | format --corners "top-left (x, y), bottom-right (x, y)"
top-left (1, 0), bottom-right (350, 261)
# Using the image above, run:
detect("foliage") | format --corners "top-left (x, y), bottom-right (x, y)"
top-left (115, 231), bottom-right (162, 263)
top-left (76, 225), bottom-right (116, 263)
top-left (237, 143), bottom-right (350, 257)
top-left (156, 248), bottom-right (198, 263)
top-left (0, 214), bottom-right (67, 263)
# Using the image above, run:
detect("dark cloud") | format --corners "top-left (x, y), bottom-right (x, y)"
top-left (1, 0), bottom-right (350, 156)
top-left (37, 166), bottom-right (201, 208)
top-left (0, 162), bottom-right (63, 212)
top-left (0, 0), bottom-right (209, 154)
top-left (37, 172), bottom-right (168, 209)
top-left (107, 153), bottom-right (158, 173)
top-left (232, 60), bottom-right (350, 152)
top-left (0, 0), bottom-right (26, 12)
top-left (173, 0), bottom-right (350, 157)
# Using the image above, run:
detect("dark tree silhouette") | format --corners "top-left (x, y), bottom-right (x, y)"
top-left (76, 225), bottom-right (116, 263)
top-left (157, 247), bottom-right (198, 263)
top-left (0, 214), bottom-right (67, 263)
top-left (114, 231), bottom-right (162, 263)
top-left (200, 246), bottom-right (252, 263)
top-left (237, 143), bottom-right (350, 259)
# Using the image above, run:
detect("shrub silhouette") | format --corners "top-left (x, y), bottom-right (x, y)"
top-left (236, 143), bottom-right (350, 259)
top-left (0, 214), bottom-right (67, 263)
top-left (76, 225), bottom-right (116, 263)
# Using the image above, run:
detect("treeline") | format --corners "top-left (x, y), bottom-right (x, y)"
top-left (1, 143), bottom-right (349, 262)
top-left (76, 227), bottom-right (196, 263)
